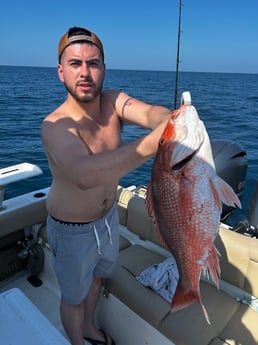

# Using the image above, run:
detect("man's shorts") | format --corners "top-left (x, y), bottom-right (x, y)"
top-left (46, 204), bottom-right (119, 305)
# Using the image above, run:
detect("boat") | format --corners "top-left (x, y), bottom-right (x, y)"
top-left (1, 133), bottom-right (258, 345)
top-left (0, 5), bottom-right (256, 342)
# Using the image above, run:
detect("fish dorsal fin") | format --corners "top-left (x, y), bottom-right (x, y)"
top-left (145, 184), bottom-right (156, 222)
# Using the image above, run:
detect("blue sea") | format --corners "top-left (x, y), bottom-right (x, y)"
top-left (0, 65), bottom-right (257, 226)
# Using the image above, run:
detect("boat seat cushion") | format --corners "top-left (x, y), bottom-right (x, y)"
top-left (126, 196), bottom-right (161, 246)
top-left (215, 227), bottom-right (258, 296)
top-left (159, 281), bottom-right (240, 345)
top-left (208, 305), bottom-right (258, 345)
top-left (106, 244), bottom-right (247, 345)
top-left (116, 186), bottom-right (133, 227)
top-left (217, 303), bottom-right (258, 345)
top-left (106, 245), bottom-right (170, 326)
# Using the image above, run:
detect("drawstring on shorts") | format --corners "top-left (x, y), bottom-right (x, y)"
top-left (94, 225), bottom-right (101, 254)
top-left (94, 217), bottom-right (113, 255)
top-left (105, 218), bottom-right (113, 244)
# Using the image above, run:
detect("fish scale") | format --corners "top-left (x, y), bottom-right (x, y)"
top-left (146, 92), bottom-right (241, 324)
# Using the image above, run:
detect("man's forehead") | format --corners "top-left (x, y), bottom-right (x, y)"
top-left (64, 43), bottom-right (101, 59)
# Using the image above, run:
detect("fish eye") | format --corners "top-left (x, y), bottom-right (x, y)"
top-left (160, 138), bottom-right (165, 145)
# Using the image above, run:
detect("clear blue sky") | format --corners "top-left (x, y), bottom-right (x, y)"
top-left (0, 0), bottom-right (257, 73)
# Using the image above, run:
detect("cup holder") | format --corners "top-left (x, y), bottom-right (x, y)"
top-left (33, 192), bottom-right (46, 198)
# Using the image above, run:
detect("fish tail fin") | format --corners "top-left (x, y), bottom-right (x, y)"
top-left (171, 286), bottom-right (210, 324)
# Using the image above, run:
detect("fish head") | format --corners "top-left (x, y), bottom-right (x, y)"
top-left (158, 104), bottom-right (205, 170)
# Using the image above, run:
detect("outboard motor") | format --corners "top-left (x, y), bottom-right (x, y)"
top-left (211, 139), bottom-right (248, 220)
top-left (246, 183), bottom-right (258, 231)
top-left (233, 182), bottom-right (258, 238)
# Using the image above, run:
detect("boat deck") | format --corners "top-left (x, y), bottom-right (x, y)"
top-left (0, 249), bottom-right (65, 338)
top-left (0, 247), bottom-right (173, 345)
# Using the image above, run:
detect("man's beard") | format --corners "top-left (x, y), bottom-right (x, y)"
top-left (64, 79), bottom-right (104, 103)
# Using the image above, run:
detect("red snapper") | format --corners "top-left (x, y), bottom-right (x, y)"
top-left (146, 92), bottom-right (241, 323)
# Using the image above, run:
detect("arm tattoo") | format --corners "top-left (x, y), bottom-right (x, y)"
top-left (121, 97), bottom-right (133, 118)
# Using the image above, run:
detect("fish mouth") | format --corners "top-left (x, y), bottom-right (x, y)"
top-left (172, 147), bottom-right (200, 170)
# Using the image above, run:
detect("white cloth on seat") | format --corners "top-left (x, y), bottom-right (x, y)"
top-left (136, 257), bottom-right (179, 303)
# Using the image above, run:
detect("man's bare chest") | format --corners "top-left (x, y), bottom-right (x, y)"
top-left (77, 119), bottom-right (121, 154)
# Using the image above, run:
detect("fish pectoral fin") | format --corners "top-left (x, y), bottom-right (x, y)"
top-left (171, 142), bottom-right (200, 170)
top-left (210, 178), bottom-right (223, 213)
top-left (172, 146), bottom-right (199, 170)
top-left (211, 176), bottom-right (241, 211)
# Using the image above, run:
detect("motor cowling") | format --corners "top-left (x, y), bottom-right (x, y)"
top-left (211, 139), bottom-right (248, 220)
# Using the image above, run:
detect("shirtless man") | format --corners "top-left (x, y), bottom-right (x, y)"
top-left (41, 26), bottom-right (171, 345)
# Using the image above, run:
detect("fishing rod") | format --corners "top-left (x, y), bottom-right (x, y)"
top-left (174, 0), bottom-right (183, 109)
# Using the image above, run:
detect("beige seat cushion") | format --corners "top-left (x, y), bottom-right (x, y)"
top-left (158, 281), bottom-right (239, 345)
top-left (218, 303), bottom-right (258, 345)
top-left (107, 242), bottom-right (258, 345)
top-left (106, 245), bottom-right (170, 326)
top-left (215, 227), bottom-right (258, 297)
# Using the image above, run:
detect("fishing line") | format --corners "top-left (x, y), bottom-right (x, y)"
top-left (174, 0), bottom-right (183, 109)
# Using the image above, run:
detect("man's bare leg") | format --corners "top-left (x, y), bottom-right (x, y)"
top-left (84, 276), bottom-right (113, 344)
top-left (60, 277), bottom-right (101, 345)
top-left (84, 276), bottom-right (104, 339)
top-left (60, 299), bottom-right (85, 345)
top-left (60, 277), bottom-right (113, 345)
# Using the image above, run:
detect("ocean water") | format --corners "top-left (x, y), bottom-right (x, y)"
top-left (0, 66), bottom-right (258, 226)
